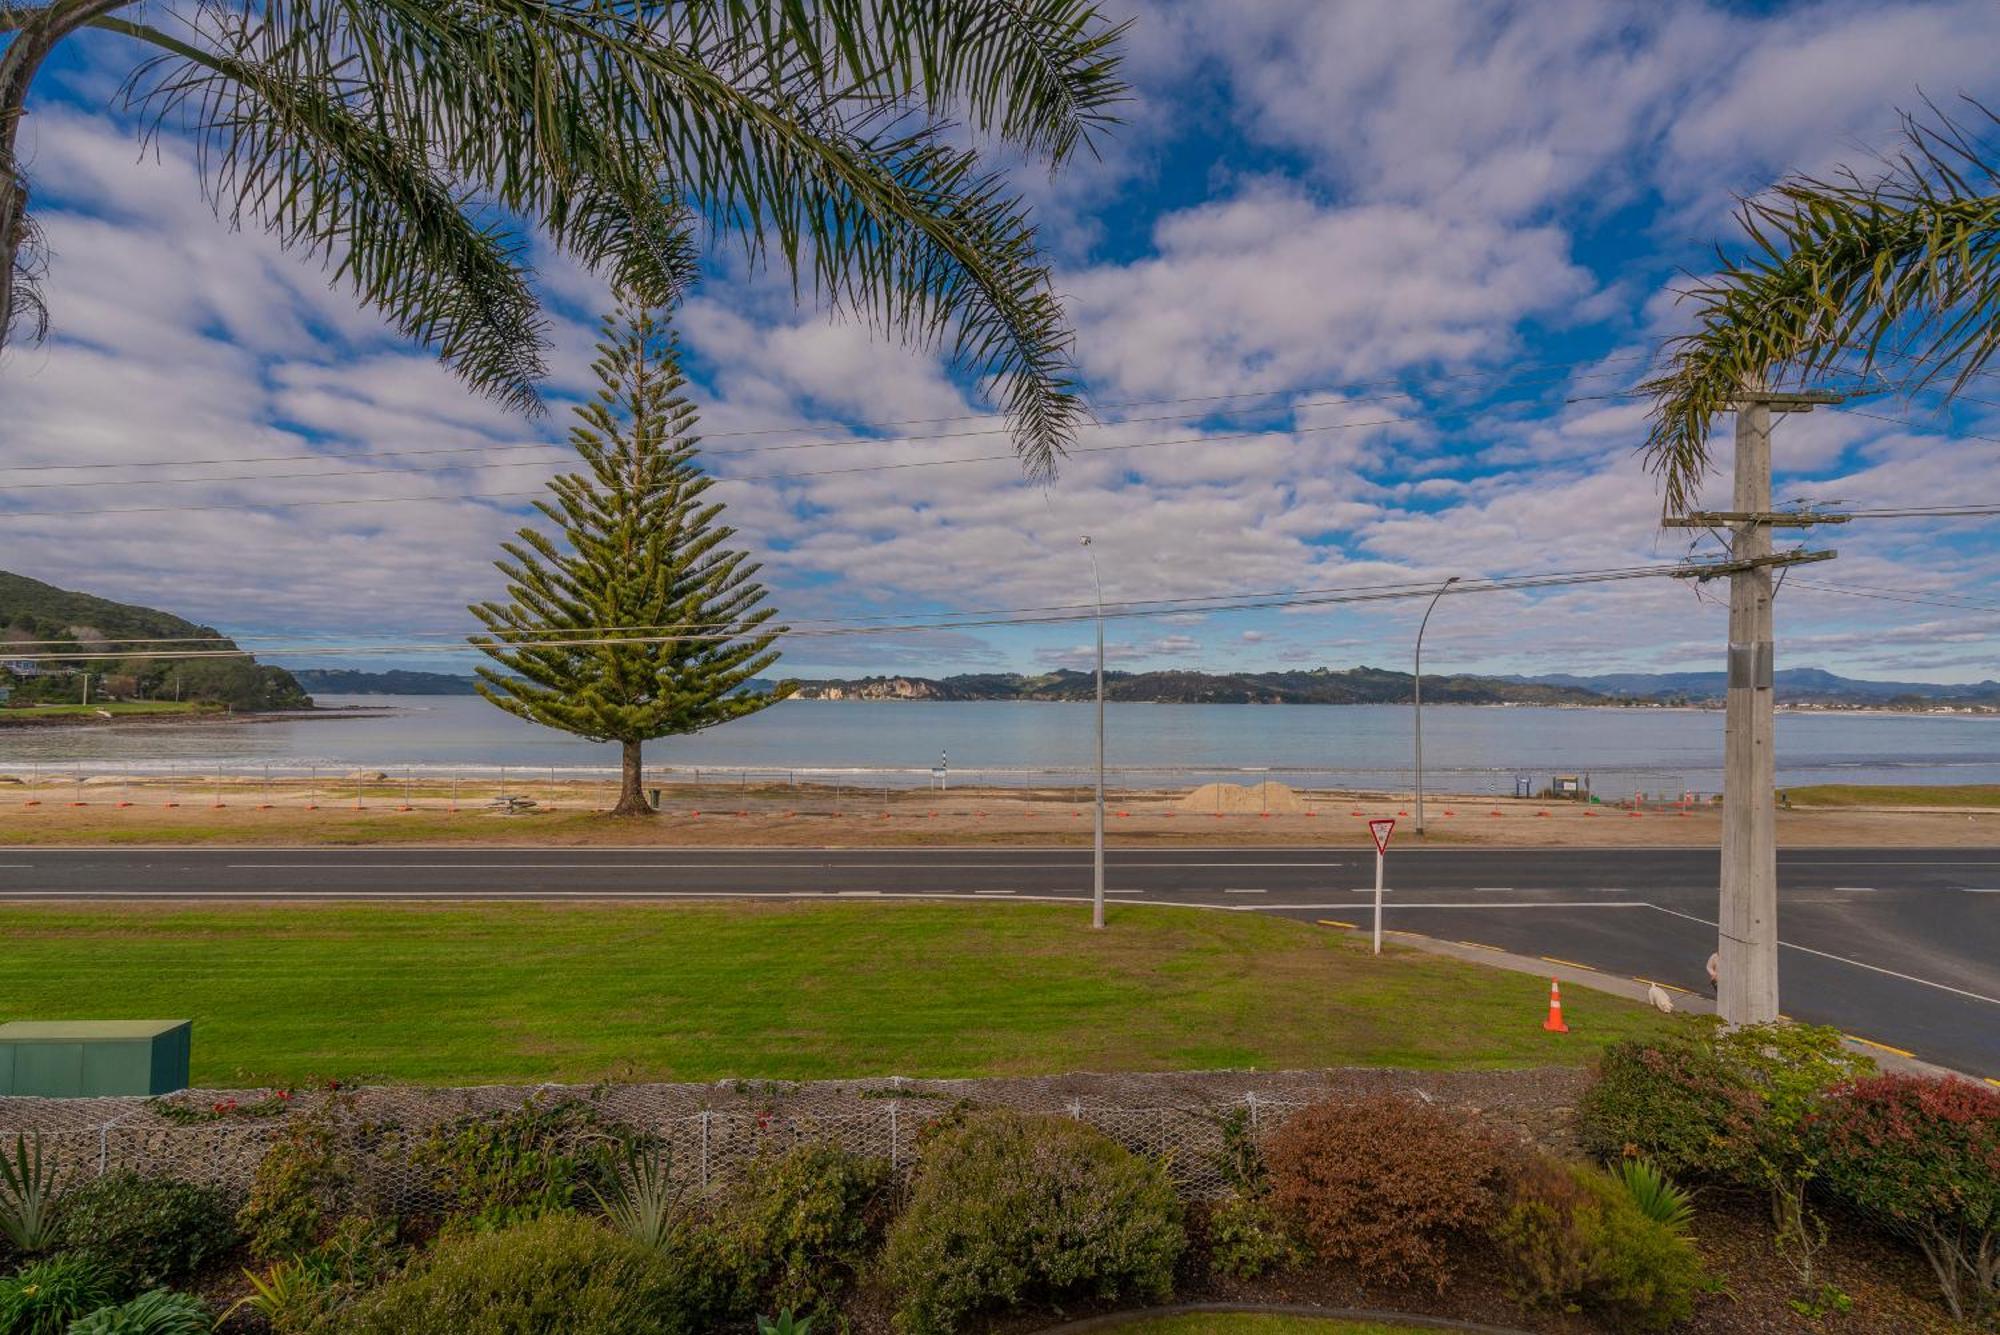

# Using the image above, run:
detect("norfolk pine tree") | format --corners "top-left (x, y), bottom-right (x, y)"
top-left (470, 302), bottom-right (790, 816)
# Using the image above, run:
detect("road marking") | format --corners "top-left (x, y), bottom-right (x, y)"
top-left (1472, 887), bottom-right (1512, 893)
top-left (1635, 977), bottom-right (1693, 994)
top-left (1315, 919), bottom-right (1358, 929)
top-left (1647, 904), bottom-right (2000, 1006)
top-left (1987, 1078), bottom-right (2000, 1090)
top-left (1542, 956), bottom-right (1597, 971)
top-left (1223, 888), bottom-right (1267, 895)
top-left (1829, 886), bottom-right (1877, 894)
top-left (1962, 888), bottom-right (2000, 894)
top-left (1458, 940), bottom-right (1507, 952)
top-left (835, 891), bottom-right (883, 897)
top-left (972, 890), bottom-right (1015, 896)
top-left (1107, 889), bottom-right (1145, 897)
top-left (1847, 1035), bottom-right (1916, 1059)
top-left (1348, 887), bottom-right (1393, 894)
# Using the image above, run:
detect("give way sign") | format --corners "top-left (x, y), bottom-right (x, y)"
top-left (1368, 817), bottom-right (1396, 856)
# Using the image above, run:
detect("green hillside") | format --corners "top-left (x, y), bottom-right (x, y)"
top-left (0, 570), bottom-right (311, 712)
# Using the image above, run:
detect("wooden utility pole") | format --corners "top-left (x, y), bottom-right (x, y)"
top-left (1720, 393), bottom-right (1778, 1024)
top-left (1666, 387), bottom-right (1842, 1025)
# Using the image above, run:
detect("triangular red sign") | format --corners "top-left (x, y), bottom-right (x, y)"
top-left (1368, 818), bottom-right (1395, 855)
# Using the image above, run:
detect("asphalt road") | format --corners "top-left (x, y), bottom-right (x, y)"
top-left (1, 845), bottom-right (1995, 1076)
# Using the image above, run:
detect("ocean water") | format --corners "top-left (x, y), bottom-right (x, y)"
top-left (3, 696), bottom-right (1999, 797)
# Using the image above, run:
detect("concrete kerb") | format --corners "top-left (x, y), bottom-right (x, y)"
top-left (1321, 923), bottom-right (1966, 1081)
top-left (1032, 1302), bottom-right (1536, 1334)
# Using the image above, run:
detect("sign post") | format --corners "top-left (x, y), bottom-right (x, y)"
top-left (1368, 818), bottom-right (1396, 954)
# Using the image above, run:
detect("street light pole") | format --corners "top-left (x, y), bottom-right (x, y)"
top-left (1082, 536), bottom-right (1105, 930)
top-left (1412, 575), bottom-right (1461, 836)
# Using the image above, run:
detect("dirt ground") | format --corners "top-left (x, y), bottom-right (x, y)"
top-left (3, 774), bottom-right (1997, 847)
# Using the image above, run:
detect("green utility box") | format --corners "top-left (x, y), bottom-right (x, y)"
top-left (0, 1021), bottom-right (192, 1097)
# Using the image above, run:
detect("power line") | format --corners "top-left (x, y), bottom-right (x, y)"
top-left (1789, 581), bottom-right (2000, 615)
top-left (0, 352), bottom-right (1657, 478)
top-left (0, 419), bottom-right (1408, 518)
top-left (0, 556), bottom-right (1799, 662)
top-left (0, 562), bottom-right (1700, 650)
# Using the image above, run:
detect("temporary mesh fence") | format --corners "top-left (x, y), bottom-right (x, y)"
top-left (0, 1067), bottom-right (1586, 1211)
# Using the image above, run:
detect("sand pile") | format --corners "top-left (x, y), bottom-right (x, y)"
top-left (1178, 781), bottom-right (1306, 814)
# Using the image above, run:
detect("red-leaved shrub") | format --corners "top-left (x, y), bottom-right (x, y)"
top-left (1808, 1074), bottom-right (2000, 1320)
top-left (1265, 1094), bottom-right (1513, 1292)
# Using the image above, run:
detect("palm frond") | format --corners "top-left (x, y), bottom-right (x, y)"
top-left (1642, 98), bottom-right (2000, 513)
top-left (199, 0), bottom-right (1105, 467)
top-left (104, 10), bottom-right (553, 412)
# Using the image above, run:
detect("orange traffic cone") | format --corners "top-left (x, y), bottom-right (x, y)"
top-left (1542, 977), bottom-right (1569, 1033)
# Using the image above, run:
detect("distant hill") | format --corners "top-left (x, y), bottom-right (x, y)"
top-left (788, 667), bottom-right (1606, 705)
top-left (293, 668), bottom-right (481, 695)
top-left (0, 570), bottom-right (310, 711)
top-left (1511, 668), bottom-right (2000, 706)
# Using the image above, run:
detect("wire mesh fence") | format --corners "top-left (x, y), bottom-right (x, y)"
top-left (0, 760), bottom-right (1705, 819)
top-left (0, 1068), bottom-right (1586, 1210)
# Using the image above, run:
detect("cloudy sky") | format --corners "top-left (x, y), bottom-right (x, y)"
top-left (5, 0), bottom-right (2000, 683)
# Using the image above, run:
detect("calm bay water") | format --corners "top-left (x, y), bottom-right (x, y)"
top-left (4, 696), bottom-right (1999, 796)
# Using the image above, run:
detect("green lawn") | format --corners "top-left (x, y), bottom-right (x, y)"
top-left (0, 902), bottom-right (1670, 1086)
top-left (1113, 1317), bottom-right (1419, 1334)
top-left (1782, 783), bottom-right (2000, 808)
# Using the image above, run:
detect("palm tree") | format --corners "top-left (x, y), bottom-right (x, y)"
top-left (0, 0), bottom-right (1127, 471)
top-left (1642, 101), bottom-right (2000, 510)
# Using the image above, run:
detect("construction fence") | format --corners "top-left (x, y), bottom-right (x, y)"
top-left (0, 761), bottom-right (1710, 819)
top-left (0, 1067), bottom-right (1586, 1211)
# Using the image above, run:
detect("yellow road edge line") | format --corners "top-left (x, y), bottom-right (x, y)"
top-left (1847, 1034), bottom-right (1916, 1059)
top-left (1459, 940), bottom-right (1507, 952)
top-left (1541, 955), bottom-right (1597, 971)
top-left (1634, 977), bottom-right (1693, 994)
top-left (1986, 1077), bottom-right (2000, 1090)
top-left (1315, 919), bottom-right (1358, 929)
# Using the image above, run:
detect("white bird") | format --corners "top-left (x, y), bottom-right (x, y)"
top-left (1647, 983), bottom-right (1675, 1014)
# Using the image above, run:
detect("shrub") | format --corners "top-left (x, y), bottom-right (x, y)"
top-left (1579, 1023), bottom-right (1763, 1179)
top-left (1205, 1194), bottom-right (1300, 1280)
top-left (0, 1137), bottom-right (61, 1256)
top-left (595, 1147), bottom-right (684, 1251)
top-left (882, 1109), bottom-right (1184, 1335)
top-left (1613, 1158), bottom-right (1694, 1234)
top-left (410, 1096), bottom-right (634, 1232)
top-left (237, 1107), bottom-right (353, 1261)
top-left (718, 1144), bottom-right (891, 1318)
top-left (0, 1255), bottom-right (111, 1335)
top-left (48, 1173), bottom-right (236, 1297)
top-left (1265, 1094), bottom-right (1510, 1292)
top-left (64, 1290), bottom-right (209, 1335)
top-left (341, 1213), bottom-right (732, 1335)
top-left (1809, 1074), bottom-right (2000, 1320)
top-left (1491, 1156), bottom-right (1706, 1332)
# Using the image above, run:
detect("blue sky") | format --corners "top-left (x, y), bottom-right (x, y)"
top-left (4, 0), bottom-right (2000, 683)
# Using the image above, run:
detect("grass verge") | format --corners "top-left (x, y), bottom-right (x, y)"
top-left (1782, 783), bottom-right (2000, 808)
top-left (0, 902), bottom-right (1669, 1086)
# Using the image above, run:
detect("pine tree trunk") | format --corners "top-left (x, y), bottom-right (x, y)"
top-left (612, 738), bottom-right (652, 816)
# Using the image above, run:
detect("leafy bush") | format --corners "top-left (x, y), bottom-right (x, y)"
top-left (1265, 1094), bottom-right (1510, 1292)
top-left (410, 1096), bottom-right (634, 1232)
top-left (0, 1255), bottom-right (111, 1335)
top-left (1491, 1156), bottom-right (1706, 1332)
top-left (341, 1213), bottom-right (731, 1335)
top-left (1204, 1194), bottom-right (1300, 1280)
top-left (1579, 1022), bottom-right (1763, 1178)
top-left (48, 1173), bottom-right (236, 1297)
top-left (1613, 1158), bottom-right (1694, 1234)
top-left (595, 1147), bottom-right (684, 1251)
top-left (237, 1106), bottom-right (353, 1261)
top-left (718, 1144), bottom-right (891, 1318)
top-left (882, 1109), bottom-right (1183, 1335)
top-left (64, 1289), bottom-right (209, 1335)
top-left (0, 1137), bottom-right (61, 1256)
top-left (1809, 1074), bottom-right (2000, 1320)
